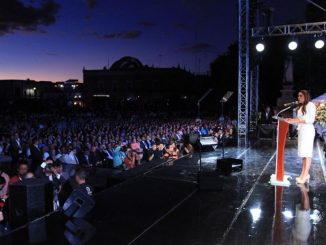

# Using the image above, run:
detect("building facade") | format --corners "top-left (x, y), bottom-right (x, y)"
top-left (83, 56), bottom-right (213, 111)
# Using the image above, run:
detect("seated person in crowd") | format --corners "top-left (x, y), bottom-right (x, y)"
top-left (130, 139), bottom-right (143, 165)
top-left (123, 148), bottom-right (136, 170)
top-left (0, 208), bottom-right (5, 235)
top-left (182, 135), bottom-right (194, 156)
top-left (77, 147), bottom-right (92, 167)
top-left (0, 170), bottom-right (9, 200)
top-left (9, 162), bottom-right (30, 184)
top-left (147, 143), bottom-right (164, 162)
top-left (214, 129), bottom-right (224, 146)
top-left (0, 176), bottom-right (8, 232)
top-left (199, 125), bottom-right (209, 136)
top-left (0, 176), bottom-right (7, 200)
top-left (163, 142), bottom-right (179, 161)
top-left (113, 143), bottom-right (125, 169)
top-left (89, 145), bottom-right (102, 167)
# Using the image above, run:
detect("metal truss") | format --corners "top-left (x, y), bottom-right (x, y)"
top-left (252, 21), bottom-right (326, 37)
top-left (238, 0), bottom-right (250, 142)
top-left (249, 63), bottom-right (259, 132)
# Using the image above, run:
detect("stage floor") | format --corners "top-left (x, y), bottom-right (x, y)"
top-left (1, 139), bottom-right (325, 245)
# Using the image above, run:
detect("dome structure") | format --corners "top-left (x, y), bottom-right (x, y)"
top-left (110, 56), bottom-right (143, 70)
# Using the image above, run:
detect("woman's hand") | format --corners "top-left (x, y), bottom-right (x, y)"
top-left (284, 118), bottom-right (296, 124)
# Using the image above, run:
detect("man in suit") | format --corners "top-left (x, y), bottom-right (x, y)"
top-left (257, 106), bottom-right (275, 138)
top-left (259, 106), bottom-right (273, 124)
top-left (29, 138), bottom-right (43, 173)
top-left (9, 133), bottom-right (23, 173)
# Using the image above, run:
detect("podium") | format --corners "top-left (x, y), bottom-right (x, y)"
top-left (270, 117), bottom-right (291, 186)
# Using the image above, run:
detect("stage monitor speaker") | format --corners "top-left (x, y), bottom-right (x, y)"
top-left (216, 158), bottom-right (243, 174)
top-left (9, 178), bottom-right (53, 229)
top-left (198, 171), bottom-right (223, 191)
top-left (63, 189), bottom-right (95, 218)
top-left (64, 218), bottom-right (96, 244)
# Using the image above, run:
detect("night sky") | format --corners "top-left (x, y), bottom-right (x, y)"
top-left (0, 0), bottom-right (307, 82)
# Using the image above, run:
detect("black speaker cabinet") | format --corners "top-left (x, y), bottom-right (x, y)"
top-left (9, 178), bottom-right (53, 229)
top-left (216, 158), bottom-right (243, 174)
top-left (63, 189), bottom-right (95, 218)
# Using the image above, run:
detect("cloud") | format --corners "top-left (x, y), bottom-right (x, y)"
top-left (86, 0), bottom-right (97, 9)
top-left (121, 31), bottom-right (142, 39)
top-left (137, 20), bottom-right (155, 27)
top-left (0, 0), bottom-right (60, 36)
top-left (93, 30), bottom-right (142, 40)
top-left (178, 42), bottom-right (215, 53)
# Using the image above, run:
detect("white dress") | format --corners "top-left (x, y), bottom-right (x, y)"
top-left (297, 102), bottom-right (316, 158)
top-left (292, 204), bottom-right (312, 243)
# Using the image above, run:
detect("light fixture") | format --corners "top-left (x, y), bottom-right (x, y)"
top-left (288, 41), bottom-right (298, 51)
top-left (250, 208), bottom-right (262, 223)
top-left (314, 39), bottom-right (325, 49)
top-left (255, 43), bottom-right (265, 52)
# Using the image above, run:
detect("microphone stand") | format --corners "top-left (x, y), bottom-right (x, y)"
top-left (219, 91), bottom-right (233, 159)
top-left (274, 105), bottom-right (292, 119)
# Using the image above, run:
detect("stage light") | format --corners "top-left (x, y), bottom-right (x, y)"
top-left (250, 208), bottom-right (261, 223)
top-left (288, 41), bottom-right (298, 50)
top-left (282, 210), bottom-right (293, 219)
top-left (255, 43), bottom-right (265, 52)
top-left (314, 39), bottom-right (324, 49)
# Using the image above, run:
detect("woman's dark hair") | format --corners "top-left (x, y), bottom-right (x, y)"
top-left (297, 90), bottom-right (311, 115)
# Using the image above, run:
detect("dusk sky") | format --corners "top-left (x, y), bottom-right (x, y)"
top-left (0, 0), bottom-right (307, 82)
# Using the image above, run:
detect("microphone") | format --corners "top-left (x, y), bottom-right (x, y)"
top-left (284, 101), bottom-right (298, 107)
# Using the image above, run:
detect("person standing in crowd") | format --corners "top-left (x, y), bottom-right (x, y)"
top-left (285, 90), bottom-right (316, 184)
top-left (9, 133), bottom-right (23, 173)
top-left (63, 146), bottom-right (79, 177)
top-left (75, 168), bottom-right (93, 197)
top-left (29, 138), bottom-right (43, 173)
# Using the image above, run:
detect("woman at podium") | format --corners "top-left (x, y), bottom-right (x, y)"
top-left (285, 90), bottom-right (316, 184)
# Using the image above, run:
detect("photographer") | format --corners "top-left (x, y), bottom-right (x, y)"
top-left (41, 160), bottom-right (67, 210)
top-left (41, 160), bottom-right (66, 190)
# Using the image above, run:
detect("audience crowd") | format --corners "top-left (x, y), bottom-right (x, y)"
top-left (0, 110), bottom-right (236, 232)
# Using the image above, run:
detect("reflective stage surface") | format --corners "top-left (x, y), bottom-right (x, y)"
top-left (1, 140), bottom-right (325, 245)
